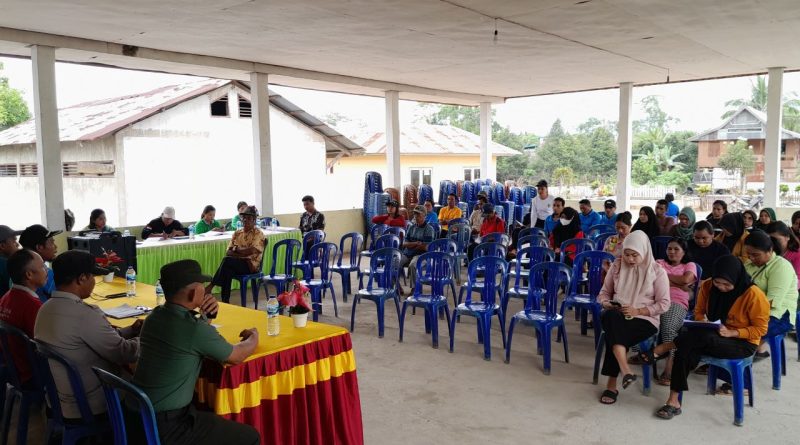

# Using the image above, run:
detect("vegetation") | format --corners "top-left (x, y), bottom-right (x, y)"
top-left (718, 140), bottom-right (756, 193)
top-left (722, 75), bottom-right (800, 132)
top-left (0, 62), bottom-right (30, 130)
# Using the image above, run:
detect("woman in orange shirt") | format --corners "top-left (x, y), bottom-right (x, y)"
top-left (646, 255), bottom-right (769, 420)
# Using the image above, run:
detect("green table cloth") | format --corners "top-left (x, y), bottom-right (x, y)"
top-left (135, 229), bottom-right (303, 291)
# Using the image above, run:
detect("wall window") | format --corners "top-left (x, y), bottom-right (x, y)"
top-left (463, 167), bottom-right (480, 181)
top-left (0, 164), bottom-right (18, 177)
top-left (210, 96), bottom-right (229, 117)
top-left (62, 161), bottom-right (115, 178)
top-left (19, 163), bottom-right (38, 177)
top-left (409, 168), bottom-right (431, 187)
top-left (238, 95), bottom-right (252, 118)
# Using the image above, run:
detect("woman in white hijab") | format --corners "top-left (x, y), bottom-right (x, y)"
top-left (596, 230), bottom-right (671, 404)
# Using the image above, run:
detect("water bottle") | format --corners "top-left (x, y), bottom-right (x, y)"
top-left (155, 279), bottom-right (165, 306)
top-left (125, 266), bottom-right (137, 297)
top-left (266, 296), bottom-right (280, 336)
top-left (122, 229), bottom-right (131, 237)
top-left (189, 224), bottom-right (196, 239)
top-left (236, 220), bottom-right (243, 230)
top-left (270, 218), bottom-right (277, 229)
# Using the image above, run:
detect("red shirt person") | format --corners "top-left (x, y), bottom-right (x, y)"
top-left (371, 199), bottom-right (406, 228)
top-left (467, 204), bottom-right (507, 261)
top-left (0, 249), bottom-right (49, 383)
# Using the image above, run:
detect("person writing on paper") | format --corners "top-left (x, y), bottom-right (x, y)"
top-left (142, 206), bottom-right (187, 239)
top-left (596, 231), bottom-right (670, 405)
top-left (132, 259), bottom-right (259, 445)
top-left (195, 205), bottom-right (224, 235)
top-left (206, 206), bottom-right (266, 304)
top-left (34, 250), bottom-right (141, 419)
top-left (647, 255), bottom-right (769, 420)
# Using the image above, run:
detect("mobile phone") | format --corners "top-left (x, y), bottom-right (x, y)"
top-left (609, 301), bottom-right (622, 307)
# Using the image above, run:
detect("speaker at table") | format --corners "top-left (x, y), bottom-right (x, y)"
top-left (68, 232), bottom-right (137, 277)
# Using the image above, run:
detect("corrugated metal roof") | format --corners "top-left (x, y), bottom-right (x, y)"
top-left (350, 123), bottom-right (520, 156)
top-left (0, 79), bottom-right (365, 157)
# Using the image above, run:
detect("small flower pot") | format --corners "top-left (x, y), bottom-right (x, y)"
top-left (103, 272), bottom-right (115, 283)
top-left (292, 312), bottom-right (309, 328)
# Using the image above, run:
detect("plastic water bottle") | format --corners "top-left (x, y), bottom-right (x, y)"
top-left (122, 229), bottom-right (131, 237)
top-left (236, 220), bottom-right (243, 230)
top-left (155, 280), bottom-right (165, 306)
top-left (270, 218), bottom-right (277, 230)
top-left (125, 266), bottom-right (137, 297)
top-left (189, 224), bottom-right (196, 239)
top-left (267, 296), bottom-right (280, 336)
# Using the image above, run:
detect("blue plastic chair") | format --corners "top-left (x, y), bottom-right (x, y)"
top-left (421, 239), bottom-right (458, 305)
top-left (517, 234), bottom-right (549, 250)
top-left (428, 222), bottom-right (441, 238)
top-left (558, 238), bottom-right (596, 263)
top-left (383, 226), bottom-right (406, 242)
top-left (448, 218), bottom-right (470, 229)
top-left (592, 331), bottom-right (656, 395)
top-left (449, 256), bottom-right (508, 360)
top-left (399, 252), bottom-right (455, 348)
top-left (447, 223), bottom-right (471, 280)
top-left (700, 355), bottom-right (755, 426)
top-left (503, 246), bottom-right (556, 320)
top-left (330, 232), bottom-right (364, 301)
top-left (351, 248), bottom-right (402, 338)
top-left (652, 236), bottom-right (672, 261)
top-left (558, 251), bottom-right (615, 346)
top-left (527, 227), bottom-right (547, 238)
top-left (262, 238), bottom-right (301, 300)
top-left (765, 333), bottom-right (787, 390)
top-left (505, 262), bottom-right (572, 374)
top-left (480, 232), bottom-right (510, 246)
top-left (359, 223), bottom-right (388, 266)
top-left (92, 367), bottom-right (161, 445)
top-left (300, 242), bottom-right (339, 322)
top-left (262, 216), bottom-right (280, 227)
top-left (358, 234), bottom-right (401, 289)
top-left (473, 242), bottom-right (507, 260)
top-left (292, 229), bottom-right (326, 278)
top-left (587, 224), bottom-right (616, 240)
top-left (232, 238), bottom-right (268, 308)
top-left (0, 321), bottom-right (45, 445)
top-left (593, 232), bottom-right (616, 251)
top-left (34, 340), bottom-right (108, 444)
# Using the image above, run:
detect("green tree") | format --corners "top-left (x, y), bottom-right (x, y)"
top-left (633, 95), bottom-right (678, 134)
top-left (664, 130), bottom-right (698, 173)
top-left (721, 75), bottom-right (800, 132)
top-left (632, 157), bottom-right (657, 185)
top-left (552, 166), bottom-right (575, 189)
top-left (0, 63), bottom-right (31, 130)
top-left (718, 140), bottom-right (756, 193)
top-left (651, 171), bottom-right (692, 191)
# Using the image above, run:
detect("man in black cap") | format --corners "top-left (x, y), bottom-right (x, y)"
top-left (207, 205), bottom-right (266, 303)
top-left (600, 199), bottom-right (617, 226)
top-left (400, 205), bottom-right (437, 294)
top-left (19, 224), bottom-right (61, 302)
top-left (530, 180), bottom-right (555, 229)
top-left (132, 259), bottom-right (260, 445)
top-left (0, 225), bottom-right (23, 296)
top-left (34, 250), bottom-right (141, 419)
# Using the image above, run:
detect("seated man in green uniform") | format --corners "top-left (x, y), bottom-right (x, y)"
top-left (131, 259), bottom-right (260, 445)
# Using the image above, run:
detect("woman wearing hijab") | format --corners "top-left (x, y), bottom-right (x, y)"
top-left (596, 231), bottom-right (670, 405)
top-left (668, 207), bottom-right (695, 242)
top-left (706, 200), bottom-right (728, 229)
top-left (632, 206), bottom-right (659, 240)
top-left (650, 255), bottom-right (769, 420)
top-left (717, 212), bottom-right (749, 263)
top-left (757, 208), bottom-right (777, 230)
top-left (549, 206), bottom-right (584, 265)
top-left (742, 210), bottom-right (757, 232)
top-left (687, 221), bottom-right (730, 279)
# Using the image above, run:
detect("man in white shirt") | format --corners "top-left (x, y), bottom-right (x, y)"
top-left (530, 180), bottom-right (555, 229)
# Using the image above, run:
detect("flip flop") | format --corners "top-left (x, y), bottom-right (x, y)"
top-left (655, 404), bottom-right (682, 419)
top-left (621, 373), bottom-right (637, 389)
top-left (656, 374), bottom-right (671, 386)
top-left (600, 389), bottom-right (619, 405)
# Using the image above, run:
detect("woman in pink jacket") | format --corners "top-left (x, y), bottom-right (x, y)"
top-left (596, 230), bottom-right (671, 405)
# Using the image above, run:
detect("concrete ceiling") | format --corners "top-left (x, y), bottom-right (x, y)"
top-left (1, 0), bottom-right (799, 104)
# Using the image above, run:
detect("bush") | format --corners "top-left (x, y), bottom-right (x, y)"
top-left (651, 171), bottom-right (691, 191)
top-left (780, 184), bottom-right (790, 195)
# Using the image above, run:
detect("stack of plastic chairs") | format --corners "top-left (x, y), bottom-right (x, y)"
top-left (363, 171), bottom-right (383, 232)
top-left (384, 187), bottom-right (400, 205)
top-left (457, 202), bottom-right (469, 216)
top-left (461, 181), bottom-right (476, 204)
top-left (508, 187), bottom-right (523, 205)
top-left (500, 201), bottom-right (516, 230)
top-left (365, 192), bottom-right (390, 234)
top-left (403, 184), bottom-right (418, 209)
top-left (418, 184), bottom-right (434, 205)
top-left (492, 183), bottom-right (506, 204)
top-left (523, 185), bottom-right (537, 204)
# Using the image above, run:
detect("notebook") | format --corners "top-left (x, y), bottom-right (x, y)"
top-left (102, 304), bottom-right (148, 319)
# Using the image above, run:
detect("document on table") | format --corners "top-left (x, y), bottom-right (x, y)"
top-left (102, 304), bottom-right (148, 319)
top-left (683, 319), bottom-right (722, 329)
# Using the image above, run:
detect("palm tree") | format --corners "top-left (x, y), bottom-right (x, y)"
top-left (722, 75), bottom-right (800, 131)
top-left (635, 145), bottom-right (685, 173)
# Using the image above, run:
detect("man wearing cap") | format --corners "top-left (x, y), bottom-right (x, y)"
top-left (0, 225), bottom-right (23, 296)
top-left (142, 206), bottom-right (187, 239)
top-left (132, 260), bottom-right (260, 444)
top-left (299, 195), bottom-right (325, 234)
top-left (34, 250), bottom-right (141, 419)
top-left (599, 199), bottom-right (617, 226)
top-left (438, 193), bottom-right (463, 237)
top-left (207, 206), bottom-right (266, 304)
top-left (400, 205), bottom-right (437, 293)
top-left (0, 249), bottom-right (48, 385)
top-left (19, 224), bottom-right (61, 302)
top-left (578, 199), bottom-right (602, 234)
top-left (530, 180), bottom-right (555, 229)
top-left (467, 203), bottom-right (506, 261)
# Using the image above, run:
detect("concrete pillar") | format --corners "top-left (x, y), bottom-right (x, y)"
top-left (31, 45), bottom-right (66, 230)
top-left (617, 82), bottom-right (634, 211)
top-left (250, 72), bottom-right (274, 215)
top-left (480, 102), bottom-right (493, 181)
top-left (385, 91), bottom-right (401, 189)
top-left (764, 67), bottom-right (784, 208)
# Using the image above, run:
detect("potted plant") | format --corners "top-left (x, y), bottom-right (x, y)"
top-left (95, 248), bottom-right (124, 282)
top-left (278, 280), bottom-right (312, 328)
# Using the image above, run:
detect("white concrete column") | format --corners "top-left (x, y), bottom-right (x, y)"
top-left (31, 45), bottom-right (65, 230)
top-left (480, 102), bottom-right (493, 180)
top-left (385, 91), bottom-right (401, 189)
top-left (764, 67), bottom-right (785, 208)
top-left (250, 72), bottom-right (274, 215)
top-left (617, 82), bottom-right (634, 211)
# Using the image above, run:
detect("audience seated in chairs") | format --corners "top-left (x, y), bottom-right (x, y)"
top-left (646, 255), bottom-right (769, 420)
top-left (466, 203), bottom-right (506, 261)
top-left (603, 211), bottom-right (633, 260)
top-left (543, 197), bottom-right (565, 236)
top-left (195, 205), bottom-right (224, 235)
top-left (468, 193), bottom-right (489, 237)
top-left (596, 231), bottom-right (670, 406)
top-left (0, 224), bottom-right (23, 296)
top-left (400, 206), bottom-right (436, 295)
top-left (655, 199), bottom-right (677, 236)
top-left (84, 208), bottom-right (114, 233)
top-left (438, 193), bottom-right (463, 238)
top-left (578, 199), bottom-right (602, 234)
top-left (19, 224), bottom-right (61, 302)
top-left (530, 179), bottom-right (555, 229)
top-left (299, 195), bottom-right (325, 234)
top-left (632, 206), bottom-right (659, 241)
top-left (706, 199), bottom-right (728, 230)
top-left (669, 207), bottom-right (696, 242)
top-left (372, 199), bottom-right (406, 228)
top-left (687, 221), bottom-right (730, 280)
top-left (599, 199), bottom-right (617, 226)
top-left (206, 206), bottom-right (266, 304)
top-left (719, 212), bottom-right (750, 264)
top-left (423, 199), bottom-right (438, 225)
top-left (230, 201), bottom-right (248, 230)
top-left (549, 207), bottom-right (584, 265)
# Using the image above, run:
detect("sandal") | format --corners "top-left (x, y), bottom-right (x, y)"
top-left (637, 349), bottom-right (665, 365)
top-left (656, 373), bottom-right (671, 386)
top-left (627, 354), bottom-right (644, 365)
top-left (599, 389), bottom-right (619, 405)
top-left (621, 373), bottom-right (637, 389)
top-left (716, 383), bottom-right (749, 396)
top-left (655, 404), bottom-right (682, 419)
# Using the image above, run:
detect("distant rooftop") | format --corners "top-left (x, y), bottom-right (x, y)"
top-left (351, 123), bottom-right (519, 156)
